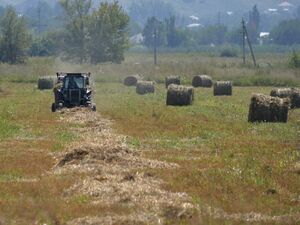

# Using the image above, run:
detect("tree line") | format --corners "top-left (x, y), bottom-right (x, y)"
top-left (141, 5), bottom-right (300, 49)
top-left (0, 0), bottom-right (129, 64)
top-left (0, 1), bottom-right (299, 65)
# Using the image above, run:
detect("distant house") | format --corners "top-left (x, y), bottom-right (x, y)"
top-left (259, 32), bottom-right (270, 45)
top-left (130, 33), bottom-right (144, 45)
top-left (187, 23), bottom-right (203, 28)
top-left (260, 32), bottom-right (270, 38)
top-left (268, 8), bottom-right (278, 13)
top-left (189, 15), bottom-right (199, 21)
top-left (278, 1), bottom-right (293, 8)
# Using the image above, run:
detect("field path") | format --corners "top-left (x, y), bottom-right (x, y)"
top-left (52, 108), bottom-right (194, 224)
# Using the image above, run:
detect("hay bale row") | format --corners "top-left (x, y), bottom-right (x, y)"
top-left (270, 88), bottom-right (300, 109)
top-left (165, 75), bottom-right (181, 88)
top-left (38, 76), bottom-right (56, 90)
top-left (214, 81), bottom-right (232, 96)
top-left (166, 84), bottom-right (194, 106)
top-left (192, 75), bottom-right (213, 88)
top-left (136, 81), bottom-right (155, 95)
top-left (248, 94), bottom-right (289, 123)
top-left (124, 75), bottom-right (142, 86)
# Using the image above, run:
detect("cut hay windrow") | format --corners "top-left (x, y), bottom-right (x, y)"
top-left (166, 84), bottom-right (194, 106)
top-left (124, 75), bottom-right (142, 86)
top-left (270, 87), bottom-right (300, 109)
top-left (192, 75), bottom-right (213, 88)
top-left (248, 94), bottom-right (289, 123)
top-left (53, 108), bottom-right (192, 224)
top-left (38, 76), bottom-right (56, 90)
top-left (136, 81), bottom-right (155, 95)
top-left (165, 75), bottom-right (181, 88)
top-left (214, 81), bottom-right (232, 96)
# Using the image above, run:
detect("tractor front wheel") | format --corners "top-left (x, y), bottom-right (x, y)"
top-left (51, 103), bottom-right (56, 112)
top-left (91, 104), bottom-right (96, 112)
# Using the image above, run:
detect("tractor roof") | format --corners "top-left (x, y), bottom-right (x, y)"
top-left (57, 72), bottom-right (91, 77)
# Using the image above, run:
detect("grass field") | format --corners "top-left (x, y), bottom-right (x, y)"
top-left (0, 53), bottom-right (300, 224)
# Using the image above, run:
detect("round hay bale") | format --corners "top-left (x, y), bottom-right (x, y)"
top-left (124, 75), bottom-right (142, 86)
top-left (214, 81), bottom-right (232, 96)
top-left (165, 75), bottom-right (181, 88)
top-left (136, 81), bottom-right (155, 95)
top-left (270, 88), bottom-right (300, 109)
top-left (166, 84), bottom-right (194, 106)
top-left (38, 76), bottom-right (56, 90)
top-left (192, 75), bottom-right (213, 88)
top-left (248, 94), bottom-right (290, 123)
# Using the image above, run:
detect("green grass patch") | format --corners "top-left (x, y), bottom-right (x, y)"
top-left (51, 129), bottom-right (76, 152)
top-left (0, 170), bottom-right (23, 182)
top-left (95, 82), bottom-right (300, 216)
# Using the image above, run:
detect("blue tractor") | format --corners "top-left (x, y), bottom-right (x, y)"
top-left (52, 72), bottom-right (96, 112)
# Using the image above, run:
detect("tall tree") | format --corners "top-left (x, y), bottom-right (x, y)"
top-left (130, 0), bottom-right (174, 25)
top-left (88, 2), bottom-right (129, 64)
top-left (247, 5), bottom-right (260, 43)
top-left (270, 19), bottom-right (300, 45)
top-left (59, 0), bottom-right (91, 63)
top-left (166, 16), bottom-right (183, 48)
top-left (142, 17), bottom-right (167, 48)
top-left (0, 7), bottom-right (30, 64)
top-left (297, 5), bottom-right (300, 18)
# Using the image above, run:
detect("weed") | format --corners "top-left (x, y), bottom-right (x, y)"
top-left (289, 51), bottom-right (300, 68)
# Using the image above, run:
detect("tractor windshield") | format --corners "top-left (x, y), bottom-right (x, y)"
top-left (64, 76), bottom-right (85, 89)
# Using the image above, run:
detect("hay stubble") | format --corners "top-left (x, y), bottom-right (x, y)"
top-left (53, 108), bottom-right (193, 224)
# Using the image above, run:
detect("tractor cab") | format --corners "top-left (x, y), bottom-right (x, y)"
top-left (51, 72), bottom-right (96, 112)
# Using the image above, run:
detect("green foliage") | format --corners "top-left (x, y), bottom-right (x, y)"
top-left (220, 47), bottom-right (238, 57)
top-left (142, 17), bottom-right (228, 49)
top-left (165, 16), bottom-right (185, 48)
top-left (0, 7), bottom-right (31, 64)
top-left (247, 4), bottom-right (260, 43)
top-left (88, 2), bottom-right (129, 64)
top-left (29, 31), bottom-right (65, 57)
top-left (60, 0), bottom-right (91, 63)
top-left (270, 19), bottom-right (300, 45)
top-left (60, 0), bottom-right (129, 64)
top-left (197, 25), bottom-right (227, 45)
top-left (128, 20), bottom-right (142, 36)
top-left (142, 16), bottom-right (185, 48)
top-left (226, 27), bottom-right (243, 45)
top-left (129, 0), bottom-right (174, 25)
top-left (288, 51), bottom-right (300, 68)
top-left (0, 6), bottom-right (4, 17)
top-left (297, 5), bottom-right (300, 18)
top-left (142, 17), bottom-right (167, 48)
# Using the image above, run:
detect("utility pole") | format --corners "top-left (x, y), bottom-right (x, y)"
top-left (217, 11), bottom-right (221, 25)
top-left (153, 27), bottom-right (157, 65)
top-left (36, 0), bottom-right (47, 56)
top-left (242, 18), bottom-right (257, 67)
top-left (38, 0), bottom-right (41, 36)
top-left (37, 0), bottom-right (41, 55)
top-left (242, 19), bottom-right (246, 64)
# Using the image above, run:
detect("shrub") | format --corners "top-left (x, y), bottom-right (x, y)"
top-left (288, 51), bottom-right (300, 68)
top-left (220, 48), bottom-right (238, 57)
